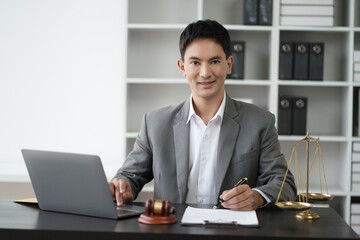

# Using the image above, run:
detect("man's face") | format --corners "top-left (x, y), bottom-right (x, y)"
top-left (178, 38), bottom-right (233, 101)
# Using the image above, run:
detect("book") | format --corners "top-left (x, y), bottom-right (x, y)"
top-left (355, 73), bottom-right (360, 82)
top-left (352, 203), bottom-right (360, 214)
top-left (355, 62), bottom-right (360, 72)
top-left (293, 42), bottom-right (309, 80)
top-left (280, 5), bottom-right (334, 16)
top-left (353, 183), bottom-right (360, 192)
top-left (309, 42), bottom-right (324, 80)
top-left (280, 16), bottom-right (334, 26)
top-left (259, 0), bottom-right (272, 25)
top-left (353, 173), bottom-right (360, 182)
top-left (354, 141), bottom-right (360, 154)
top-left (351, 215), bottom-right (360, 224)
top-left (279, 41), bottom-right (294, 79)
top-left (229, 41), bottom-right (245, 79)
top-left (278, 96), bottom-right (292, 135)
top-left (353, 152), bottom-right (360, 162)
top-left (244, 0), bottom-right (258, 25)
top-left (355, 51), bottom-right (360, 62)
top-left (292, 97), bottom-right (307, 135)
top-left (353, 163), bottom-right (360, 172)
top-left (359, 89), bottom-right (360, 136)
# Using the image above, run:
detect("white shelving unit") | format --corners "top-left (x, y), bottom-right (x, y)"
top-left (125, 0), bottom-right (360, 223)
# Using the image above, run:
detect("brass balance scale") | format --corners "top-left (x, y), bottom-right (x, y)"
top-left (275, 132), bottom-right (334, 220)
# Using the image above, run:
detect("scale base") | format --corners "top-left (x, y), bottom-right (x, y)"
top-left (138, 213), bottom-right (177, 224)
top-left (295, 210), bottom-right (320, 220)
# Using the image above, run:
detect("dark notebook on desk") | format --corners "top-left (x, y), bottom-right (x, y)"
top-left (21, 149), bottom-right (144, 219)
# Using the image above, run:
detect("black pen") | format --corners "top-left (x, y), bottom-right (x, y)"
top-left (212, 177), bottom-right (248, 209)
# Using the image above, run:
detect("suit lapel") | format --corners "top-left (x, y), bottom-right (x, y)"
top-left (215, 96), bottom-right (240, 197)
top-left (173, 99), bottom-right (190, 202)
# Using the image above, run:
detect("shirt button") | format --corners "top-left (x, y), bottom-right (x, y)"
top-left (202, 156), bottom-right (206, 161)
top-left (199, 199), bottom-right (204, 203)
top-left (204, 134), bottom-right (209, 139)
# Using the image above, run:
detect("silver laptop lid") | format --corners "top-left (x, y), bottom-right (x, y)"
top-left (22, 149), bottom-right (119, 219)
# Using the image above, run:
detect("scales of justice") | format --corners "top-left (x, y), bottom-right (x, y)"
top-left (275, 132), bottom-right (334, 220)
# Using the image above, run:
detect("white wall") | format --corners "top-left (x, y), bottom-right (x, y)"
top-left (0, 0), bottom-right (127, 181)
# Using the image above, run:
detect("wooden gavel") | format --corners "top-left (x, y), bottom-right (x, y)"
top-left (145, 199), bottom-right (175, 216)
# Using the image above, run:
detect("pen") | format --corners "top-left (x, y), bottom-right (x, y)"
top-left (212, 177), bottom-right (248, 209)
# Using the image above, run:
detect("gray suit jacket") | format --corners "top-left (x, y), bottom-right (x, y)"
top-left (114, 95), bottom-right (297, 204)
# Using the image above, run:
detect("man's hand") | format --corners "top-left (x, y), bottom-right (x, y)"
top-left (219, 185), bottom-right (266, 211)
top-left (108, 178), bottom-right (133, 206)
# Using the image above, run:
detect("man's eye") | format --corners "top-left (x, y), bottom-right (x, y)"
top-left (191, 61), bottom-right (199, 65)
top-left (211, 60), bottom-right (220, 64)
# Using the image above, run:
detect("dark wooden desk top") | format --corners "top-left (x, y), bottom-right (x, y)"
top-left (0, 199), bottom-right (358, 240)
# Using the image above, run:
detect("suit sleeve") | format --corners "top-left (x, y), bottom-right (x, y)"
top-left (112, 113), bottom-right (154, 200)
top-left (256, 113), bottom-right (297, 204)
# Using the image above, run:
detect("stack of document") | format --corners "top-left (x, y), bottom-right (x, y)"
top-left (181, 206), bottom-right (259, 227)
top-left (280, 0), bottom-right (334, 27)
top-left (351, 203), bottom-right (360, 234)
top-left (354, 51), bottom-right (360, 82)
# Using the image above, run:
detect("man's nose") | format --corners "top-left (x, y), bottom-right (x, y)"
top-left (200, 64), bottom-right (211, 79)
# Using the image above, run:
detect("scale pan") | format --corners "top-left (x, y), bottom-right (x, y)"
top-left (300, 193), bottom-right (334, 201)
top-left (276, 201), bottom-right (312, 210)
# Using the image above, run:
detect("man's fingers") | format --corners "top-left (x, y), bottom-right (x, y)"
top-left (112, 179), bottom-right (133, 206)
top-left (119, 179), bottom-right (127, 193)
top-left (221, 185), bottom-right (248, 201)
top-left (108, 182), bottom-right (116, 201)
top-left (220, 185), bottom-right (262, 210)
top-left (114, 180), bottom-right (123, 206)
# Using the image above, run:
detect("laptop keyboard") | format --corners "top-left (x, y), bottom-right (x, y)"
top-left (116, 209), bottom-right (136, 214)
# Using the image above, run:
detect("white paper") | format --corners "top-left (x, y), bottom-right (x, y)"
top-left (181, 206), bottom-right (259, 226)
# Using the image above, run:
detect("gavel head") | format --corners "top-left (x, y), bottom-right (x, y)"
top-left (145, 199), bottom-right (174, 216)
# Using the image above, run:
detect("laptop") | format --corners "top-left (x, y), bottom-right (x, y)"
top-left (21, 149), bottom-right (144, 219)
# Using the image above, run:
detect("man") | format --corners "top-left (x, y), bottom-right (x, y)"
top-left (110, 19), bottom-right (296, 210)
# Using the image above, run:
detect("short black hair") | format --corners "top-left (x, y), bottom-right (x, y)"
top-left (179, 19), bottom-right (231, 60)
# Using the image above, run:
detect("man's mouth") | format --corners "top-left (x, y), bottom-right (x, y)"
top-left (198, 80), bottom-right (216, 87)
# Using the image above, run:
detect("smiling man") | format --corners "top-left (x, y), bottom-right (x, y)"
top-left (110, 19), bottom-right (296, 210)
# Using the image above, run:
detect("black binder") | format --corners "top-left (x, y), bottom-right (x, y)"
top-left (258, 0), bottom-right (272, 25)
top-left (229, 41), bottom-right (245, 79)
top-left (309, 42), bottom-right (324, 81)
top-left (244, 0), bottom-right (258, 25)
top-left (279, 41), bottom-right (294, 79)
top-left (292, 97), bottom-right (307, 135)
top-left (293, 42), bottom-right (309, 80)
top-left (278, 96), bottom-right (292, 135)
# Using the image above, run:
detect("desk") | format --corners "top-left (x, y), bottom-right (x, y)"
top-left (0, 199), bottom-right (358, 240)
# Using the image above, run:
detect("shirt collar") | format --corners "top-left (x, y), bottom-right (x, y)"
top-left (186, 91), bottom-right (226, 124)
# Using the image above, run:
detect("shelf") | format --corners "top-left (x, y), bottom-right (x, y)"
top-left (127, 78), bottom-right (187, 84)
top-left (129, 134), bottom-right (349, 142)
top-left (224, 24), bottom-right (272, 32)
top-left (127, 23), bottom-right (187, 30)
top-left (279, 26), bottom-right (351, 32)
top-left (127, 78), bottom-right (271, 86)
top-left (278, 80), bottom-right (350, 87)
top-left (225, 79), bottom-right (271, 86)
top-left (128, 24), bottom-right (274, 31)
top-left (279, 135), bottom-right (349, 142)
top-left (125, 0), bottom-right (358, 223)
top-left (305, 186), bottom-right (347, 196)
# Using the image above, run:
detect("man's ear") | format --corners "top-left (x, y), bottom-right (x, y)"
top-left (226, 56), bottom-right (234, 75)
top-left (177, 59), bottom-right (186, 76)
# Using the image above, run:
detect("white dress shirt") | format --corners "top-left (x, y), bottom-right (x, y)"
top-left (185, 94), bottom-right (225, 204)
top-left (184, 93), bottom-right (271, 206)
